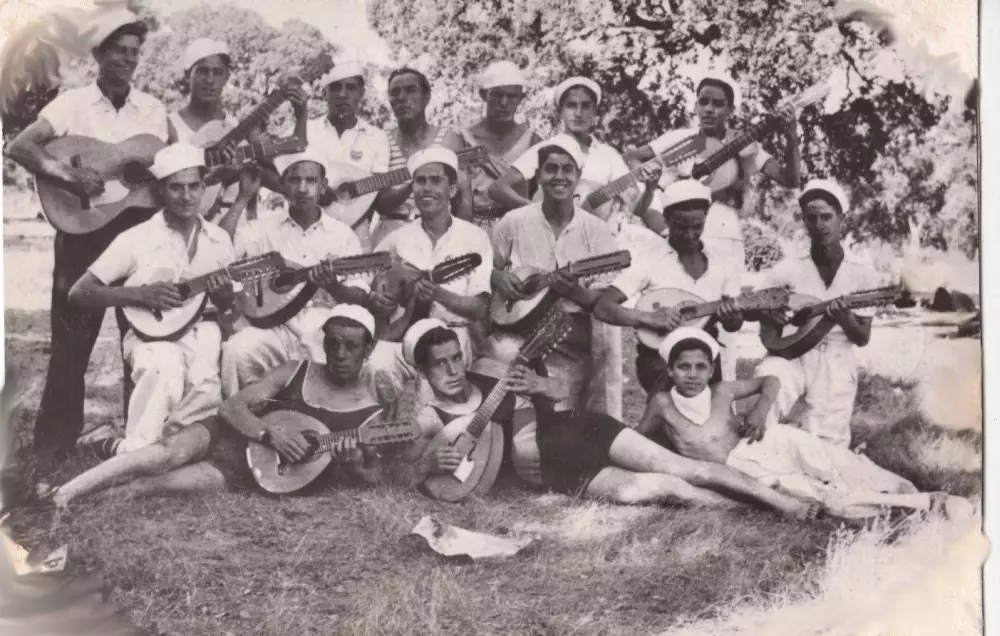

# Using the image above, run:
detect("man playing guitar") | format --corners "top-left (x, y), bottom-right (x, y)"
top-left (64, 143), bottom-right (237, 459)
top-left (628, 71), bottom-right (801, 259)
top-left (367, 147), bottom-right (494, 402)
top-left (48, 306), bottom-right (389, 506)
top-left (454, 60), bottom-right (542, 234)
top-left (594, 180), bottom-right (744, 391)
top-left (290, 60), bottom-right (390, 250)
top-left (5, 9), bottom-right (168, 464)
top-left (369, 68), bottom-right (472, 247)
top-left (754, 180), bottom-right (883, 447)
top-left (490, 135), bottom-right (622, 417)
top-left (221, 148), bottom-right (372, 396)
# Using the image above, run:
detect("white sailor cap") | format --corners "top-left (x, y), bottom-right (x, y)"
top-left (480, 60), bottom-right (526, 91)
top-left (182, 38), bottom-right (230, 72)
top-left (320, 61), bottom-right (365, 87)
top-left (87, 7), bottom-right (146, 50)
top-left (274, 145), bottom-right (328, 177)
top-left (326, 304), bottom-right (376, 339)
top-left (799, 179), bottom-right (850, 216)
top-left (661, 179), bottom-right (712, 211)
top-left (537, 133), bottom-right (586, 171)
top-left (552, 76), bottom-right (602, 109)
top-left (403, 318), bottom-right (448, 366)
top-left (149, 143), bottom-right (205, 180)
top-left (407, 147), bottom-right (459, 176)
top-left (696, 71), bottom-right (742, 110)
top-left (658, 327), bottom-right (720, 364)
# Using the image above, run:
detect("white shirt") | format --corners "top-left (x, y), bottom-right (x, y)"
top-left (295, 116), bottom-right (391, 176)
top-left (89, 212), bottom-right (234, 298)
top-left (235, 209), bottom-right (371, 306)
top-left (493, 202), bottom-right (620, 313)
top-left (762, 247), bottom-right (887, 345)
top-left (40, 82), bottom-right (168, 143)
top-left (374, 216), bottom-right (494, 326)
top-left (611, 239), bottom-right (742, 302)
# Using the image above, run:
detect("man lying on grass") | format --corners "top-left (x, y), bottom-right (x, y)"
top-left (48, 305), bottom-right (392, 506)
top-left (637, 327), bottom-right (972, 520)
top-left (406, 321), bottom-right (819, 518)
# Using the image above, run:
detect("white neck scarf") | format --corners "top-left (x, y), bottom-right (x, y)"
top-left (671, 387), bottom-right (712, 426)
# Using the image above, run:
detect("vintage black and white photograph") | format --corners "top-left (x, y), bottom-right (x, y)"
top-left (0, 0), bottom-right (984, 633)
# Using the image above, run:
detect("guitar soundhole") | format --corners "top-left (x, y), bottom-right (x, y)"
top-left (652, 302), bottom-right (661, 309)
top-left (120, 162), bottom-right (155, 187)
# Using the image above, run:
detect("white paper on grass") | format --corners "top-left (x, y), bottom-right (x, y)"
top-left (409, 516), bottom-right (536, 560)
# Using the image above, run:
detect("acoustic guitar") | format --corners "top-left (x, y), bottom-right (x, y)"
top-left (247, 409), bottom-right (421, 495)
top-left (491, 250), bottom-right (632, 333)
top-left (238, 252), bottom-right (392, 329)
top-left (374, 253), bottom-right (483, 342)
top-left (121, 252), bottom-right (284, 342)
top-left (321, 146), bottom-right (491, 227)
top-left (191, 53), bottom-right (335, 215)
top-left (420, 308), bottom-right (574, 502)
top-left (634, 286), bottom-right (791, 349)
top-left (37, 137), bottom-right (306, 235)
top-left (760, 285), bottom-right (902, 359)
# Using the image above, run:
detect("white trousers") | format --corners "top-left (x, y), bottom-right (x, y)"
top-left (121, 322), bottom-right (222, 453)
top-left (220, 307), bottom-right (335, 398)
top-left (754, 341), bottom-right (860, 447)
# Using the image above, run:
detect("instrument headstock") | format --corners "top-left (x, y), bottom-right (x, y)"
top-left (569, 250), bottom-right (632, 279)
top-left (844, 284), bottom-right (903, 309)
top-left (516, 308), bottom-right (574, 365)
top-left (230, 251), bottom-right (286, 279)
top-left (429, 253), bottom-right (483, 285)
top-left (777, 79), bottom-right (832, 118)
top-left (734, 286), bottom-right (791, 312)
top-left (654, 134), bottom-right (706, 168)
top-left (456, 146), bottom-right (491, 169)
top-left (327, 252), bottom-right (393, 276)
top-left (289, 53), bottom-right (335, 87)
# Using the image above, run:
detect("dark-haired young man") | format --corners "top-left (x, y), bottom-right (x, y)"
top-left (50, 307), bottom-right (389, 506)
top-left (6, 9), bottom-right (169, 462)
top-left (370, 67), bottom-right (471, 246)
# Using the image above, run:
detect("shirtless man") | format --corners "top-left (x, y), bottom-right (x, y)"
top-left (456, 60), bottom-right (542, 233)
top-left (405, 323), bottom-right (816, 518)
top-left (370, 67), bottom-right (471, 246)
top-left (49, 306), bottom-right (388, 506)
top-left (638, 328), bottom-right (970, 519)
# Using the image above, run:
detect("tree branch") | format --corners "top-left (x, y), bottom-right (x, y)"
top-left (839, 49), bottom-right (874, 89)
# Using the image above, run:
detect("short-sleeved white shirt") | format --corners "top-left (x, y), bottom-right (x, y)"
top-left (610, 239), bottom-right (742, 303)
top-left (762, 247), bottom-right (887, 345)
top-left (40, 82), bottom-right (168, 143)
top-left (291, 116), bottom-right (391, 176)
top-left (89, 212), bottom-right (235, 321)
top-left (493, 202), bottom-right (620, 313)
top-left (374, 216), bottom-right (494, 326)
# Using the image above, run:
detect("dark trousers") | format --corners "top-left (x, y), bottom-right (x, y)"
top-left (32, 208), bottom-right (155, 459)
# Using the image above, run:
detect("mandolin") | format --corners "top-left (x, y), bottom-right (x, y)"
top-left (121, 252), bottom-right (285, 342)
top-left (491, 250), bottom-right (632, 333)
top-left (321, 146), bottom-right (491, 228)
top-left (238, 252), bottom-right (392, 329)
top-left (374, 253), bottom-right (483, 342)
top-left (634, 286), bottom-right (791, 349)
top-left (760, 285), bottom-right (902, 359)
top-left (36, 137), bottom-right (306, 235)
top-left (420, 308), bottom-right (574, 502)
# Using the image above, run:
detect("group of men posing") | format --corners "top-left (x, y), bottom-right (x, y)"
top-left (8, 9), bottom-right (966, 519)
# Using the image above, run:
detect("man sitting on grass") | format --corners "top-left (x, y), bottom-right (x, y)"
top-left (637, 327), bottom-right (972, 520)
top-left (48, 305), bottom-right (391, 506)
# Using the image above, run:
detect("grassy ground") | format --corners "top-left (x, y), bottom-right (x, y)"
top-left (1, 218), bottom-right (984, 635)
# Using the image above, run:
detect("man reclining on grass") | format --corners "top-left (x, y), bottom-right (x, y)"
top-left (47, 305), bottom-right (394, 507)
top-left (637, 327), bottom-right (971, 520)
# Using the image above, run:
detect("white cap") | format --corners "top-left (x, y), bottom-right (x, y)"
top-left (87, 7), bottom-right (145, 50)
top-left (326, 304), bottom-right (375, 339)
top-left (407, 147), bottom-right (459, 176)
top-left (658, 327), bottom-right (720, 364)
top-left (661, 179), bottom-right (712, 210)
top-left (320, 61), bottom-right (365, 87)
top-left (480, 60), bottom-right (525, 90)
top-left (537, 133), bottom-right (586, 171)
top-left (403, 318), bottom-right (448, 366)
top-left (799, 179), bottom-right (850, 216)
top-left (696, 71), bottom-right (742, 110)
top-left (552, 76), bottom-right (602, 109)
top-left (274, 145), bottom-right (328, 177)
top-left (182, 38), bottom-right (230, 72)
top-left (149, 143), bottom-right (205, 180)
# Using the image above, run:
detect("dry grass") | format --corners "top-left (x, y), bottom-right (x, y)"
top-left (1, 219), bottom-right (984, 635)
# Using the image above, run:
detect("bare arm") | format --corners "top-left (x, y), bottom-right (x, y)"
top-left (636, 394), bottom-right (667, 438)
top-left (5, 119), bottom-right (90, 187)
top-left (487, 168), bottom-right (531, 209)
top-left (759, 118), bottom-right (801, 188)
top-left (218, 362), bottom-right (298, 440)
top-left (68, 272), bottom-right (163, 310)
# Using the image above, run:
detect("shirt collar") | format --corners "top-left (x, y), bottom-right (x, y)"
top-left (532, 203), bottom-right (584, 237)
top-left (85, 81), bottom-right (136, 108)
top-left (322, 116), bottom-right (371, 135)
top-left (279, 208), bottom-right (338, 233)
top-left (151, 211), bottom-right (226, 246)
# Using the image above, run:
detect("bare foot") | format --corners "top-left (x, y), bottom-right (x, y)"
top-left (782, 498), bottom-right (822, 521)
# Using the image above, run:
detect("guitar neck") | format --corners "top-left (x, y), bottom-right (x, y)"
top-left (675, 300), bottom-right (723, 320)
top-left (691, 119), bottom-right (774, 179)
top-left (348, 150), bottom-right (483, 197)
top-left (802, 291), bottom-right (893, 319)
top-left (212, 91), bottom-right (287, 149)
top-left (464, 368), bottom-right (516, 440)
top-left (204, 142), bottom-right (278, 168)
top-left (584, 170), bottom-right (641, 210)
top-left (176, 262), bottom-right (269, 298)
top-left (314, 428), bottom-right (360, 450)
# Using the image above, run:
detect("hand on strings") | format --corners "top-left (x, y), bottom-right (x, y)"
top-left (307, 259), bottom-right (342, 290)
top-left (266, 424), bottom-right (312, 463)
top-left (205, 272), bottom-right (236, 310)
top-left (493, 270), bottom-right (528, 302)
top-left (646, 306), bottom-right (682, 332)
top-left (135, 282), bottom-right (183, 311)
top-left (825, 297), bottom-right (852, 325)
top-left (549, 270), bottom-right (579, 298)
top-left (429, 446), bottom-right (464, 473)
top-left (67, 165), bottom-right (105, 198)
top-left (639, 161), bottom-right (663, 188)
top-left (413, 277), bottom-right (437, 304)
top-left (716, 295), bottom-right (744, 326)
top-left (331, 436), bottom-right (364, 466)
